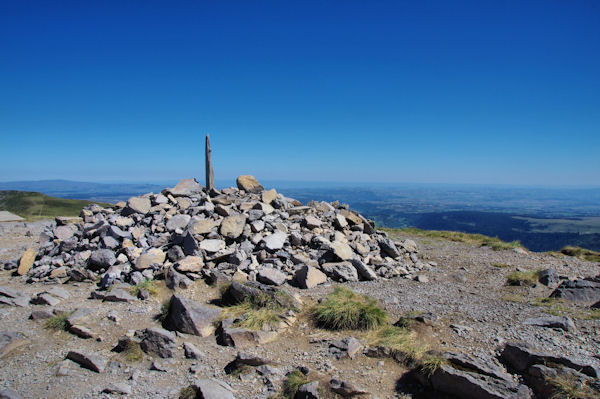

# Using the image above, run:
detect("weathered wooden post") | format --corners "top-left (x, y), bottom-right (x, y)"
top-left (205, 134), bottom-right (214, 191)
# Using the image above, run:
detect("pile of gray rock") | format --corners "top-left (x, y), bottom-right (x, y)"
top-left (4, 175), bottom-right (425, 291)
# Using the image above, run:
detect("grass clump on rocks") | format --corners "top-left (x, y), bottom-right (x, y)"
top-left (549, 374), bottom-right (596, 399)
top-left (560, 246), bottom-right (600, 262)
top-left (122, 341), bottom-right (144, 362)
top-left (312, 286), bottom-right (387, 330)
top-left (43, 311), bottom-right (74, 331)
top-left (282, 370), bottom-right (310, 399)
top-left (130, 279), bottom-right (159, 297)
top-left (418, 353), bottom-right (448, 377)
top-left (507, 270), bottom-right (541, 287)
top-left (367, 325), bottom-right (427, 364)
top-left (158, 298), bottom-right (171, 322)
top-left (222, 300), bottom-right (283, 330)
top-left (178, 386), bottom-right (198, 399)
top-left (220, 284), bottom-right (295, 331)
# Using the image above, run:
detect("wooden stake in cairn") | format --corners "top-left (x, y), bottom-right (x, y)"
top-left (205, 134), bottom-right (214, 191)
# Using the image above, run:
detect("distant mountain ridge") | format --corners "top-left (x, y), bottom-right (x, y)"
top-left (0, 180), bottom-right (167, 203)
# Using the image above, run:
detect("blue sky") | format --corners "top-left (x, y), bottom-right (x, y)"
top-left (1, 0), bottom-right (599, 186)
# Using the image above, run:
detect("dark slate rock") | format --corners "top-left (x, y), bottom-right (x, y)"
top-left (167, 245), bottom-right (185, 262)
top-left (164, 294), bottom-right (221, 337)
top-left (428, 364), bottom-right (532, 399)
top-left (103, 288), bottom-right (136, 303)
top-left (165, 266), bottom-right (192, 290)
top-left (501, 342), bottom-right (599, 378)
top-left (538, 268), bottom-right (559, 287)
top-left (296, 381), bottom-right (319, 399)
top-left (550, 279), bottom-right (600, 304)
top-left (348, 258), bottom-right (377, 281)
top-left (183, 342), bottom-right (203, 359)
top-left (378, 237), bottom-right (401, 258)
top-left (321, 262), bottom-right (358, 282)
top-left (139, 327), bottom-right (176, 358)
top-left (66, 350), bottom-right (107, 373)
top-left (444, 352), bottom-right (512, 382)
top-left (88, 249), bottom-right (116, 271)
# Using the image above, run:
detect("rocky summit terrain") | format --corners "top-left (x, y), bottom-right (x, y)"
top-left (0, 176), bottom-right (599, 399)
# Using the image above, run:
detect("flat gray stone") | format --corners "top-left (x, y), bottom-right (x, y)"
top-left (257, 267), bottom-right (287, 286)
top-left (194, 378), bottom-right (236, 399)
top-left (66, 350), bottom-right (107, 373)
top-left (263, 230), bottom-right (287, 251)
top-left (523, 316), bottom-right (575, 332)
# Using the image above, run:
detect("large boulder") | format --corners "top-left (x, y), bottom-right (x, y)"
top-left (164, 294), bottom-right (222, 337)
top-left (88, 249), bottom-right (116, 271)
top-left (322, 262), bottom-right (358, 282)
top-left (550, 279), bottom-right (600, 304)
top-left (501, 342), bottom-right (599, 378)
top-left (329, 241), bottom-right (354, 261)
top-left (428, 364), bottom-right (532, 399)
top-left (236, 175), bottom-right (264, 193)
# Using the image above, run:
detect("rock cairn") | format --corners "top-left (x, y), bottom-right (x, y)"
top-left (5, 176), bottom-right (425, 290)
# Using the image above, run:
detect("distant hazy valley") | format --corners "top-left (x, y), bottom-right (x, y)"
top-left (1, 179), bottom-right (599, 252)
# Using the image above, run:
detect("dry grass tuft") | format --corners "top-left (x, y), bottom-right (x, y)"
top-left (507, 270), bottom-right (541, 286)
top-left (43, 311), bottom-right (74, 331)
top-left (311, 286), bottom-right (388, 330)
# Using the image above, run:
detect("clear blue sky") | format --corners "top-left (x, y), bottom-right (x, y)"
top-left (1, 0), bottom-right (599, 186)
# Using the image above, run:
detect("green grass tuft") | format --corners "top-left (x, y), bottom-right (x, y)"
top-left (561, 246), bottom-right (600, 262)
top-left (493, 263), bottom-right (511, 268)
top-left (282, 370), bottom-right (310, 399)
top-left (367, 325), bottom-right (427, 364)
top-left (220, 285), bottom-right (296, 331)
top-left (43, 311), bottom-right (74, 331)
top-left (130, 279), bottom-right (159, 297)
top-left (507, 270), bottom-right (541, 287)
top-left (221, 300), bottom-right (283, 330)
top-left (158, 299), bottom-right (171, 322)
top-left (122, 341), bottom-right (144, 362)
top-left (419, 353), bottom-right (448, 377)
top-left (312, 286), bottom-right (388, 330)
